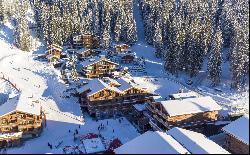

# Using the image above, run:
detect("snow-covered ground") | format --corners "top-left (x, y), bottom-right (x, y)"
top-left (129, 42), bottom-right (249, 116)
top-left (0, 22), bottom-right (141, 154)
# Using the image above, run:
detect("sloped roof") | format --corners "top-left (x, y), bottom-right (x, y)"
top-left (80, 56), bottom-right (119, 68)
top-left (222, 115), bottom-right (249, 145)
top-left (76, 48), bottom-right (88, 54)
top-left (114, 131), bottom-right (190, 154)
top-left (77, 79), bottom-right (106, 96)
top-left (167, 127), bottom-right (230, 154)
top-left (77, 77), bottom-right (150, 97)
top-left (161, 96), bottom-right (222, 117)
top-left (0, 94), bottom-right (41, 117)
top-left (116, 78), bottom-right (134, 91)
top-left (170, 91), bottom-right (199, 100)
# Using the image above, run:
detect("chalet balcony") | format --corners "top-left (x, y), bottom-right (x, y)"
top-left (146, 105), bottom-right (155, 113)
top-left (153, 115), bottom-right (169, 128)
top-left (149, 120), bottom-right (164, 132)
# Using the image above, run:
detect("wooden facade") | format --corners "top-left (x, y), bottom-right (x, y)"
top-left (147, 102), bottom-right (219, 131)
top-left (121, 54), bottom-right (135, 64)
top-left (224, 134), bottom-right (249, 154)
top-left (78, 49), bottom-right (100, 59)
top-left (115, 44), bottom-right (130, 53)
top-left (0, 111), bottom-right (44, 148)
top-left (82, 58), bottom-right (119, 78)
top-left (47, 44), bottom-right (62, 58)
top-left (127, 105), bottom-right (151, 133)
top-left (46, 44), bottom-right (63, 63)
top-left (82, 34), bottom-right (100, 49)
top-left (79, 84), bottom-right (153, 119)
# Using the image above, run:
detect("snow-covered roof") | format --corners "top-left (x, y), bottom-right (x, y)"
top-left (48, 44), bottom-right (63, 50)
top-left (75, 48), bottom-right (88, 54)
top-left (82, 138), bottom-right (105, 154)
top-left (222, 115), bottom-right (249, 145)
top-left (0, 94), bottom-right (41, 117)
top-left (116, 78), bottom-right (134, 91)
top-left (46, 54), bottom-right (59, 60)
top-left (167, 127), bottom-right (230, 154)
top-left (170, 91), bottom-right (199, 100)
top-left (133, 103), bottom-right (147, 112)
top-left (80, 56), bottom-right (119, 68)
top-left (160, 96), bottom-right (222, 117)
top-left (77, 79), bottom-right (106, 96)
top-left (153, 95), bottom-right (165, 102)
top-left (114, 131), bottom-right (190, 154)
top-left (77, 77), bottom-right (149, 97)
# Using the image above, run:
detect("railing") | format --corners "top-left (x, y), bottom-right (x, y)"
top-left (0, 72), bottom-right (21, 92)
top-left (149, 120), bottom-right (164, 132)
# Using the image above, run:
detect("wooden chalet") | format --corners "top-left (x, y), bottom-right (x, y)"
top-left (222, 115), bottom-right (249, 154)
top-left (121, 54), bottom-right (135, 64)
top-left (147, 96), bottom-right (222, 131)
top-left (46, 44), bottom-right (63, 62)
top-left (73, 34), bottom-right (83, 48)
top-left (0, 95), bottom-right (44, 148)
top-left (77, 77), bottom-right (154, 119)
top-left (79, 56), bottom-right (119, 78)
top-left (76, 48), bottom-right (101, 59)
top-left (82, 34), bottom-right (100, 49)
top-left (169, 91), bottom-right (200, 100)
top-left (115, 44), bottom-right (130, 53)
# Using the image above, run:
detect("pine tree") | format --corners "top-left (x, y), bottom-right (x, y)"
top-left (14, 0), bottom-right (31, 51)
top-left (0, 0), bottom-right (4, 24)
top-left (208, 29), bottom-right (223, 86)
top-left (153, 20), bottom-right (164, 58)
top-left (230, 22), bottom-right (249, 90)
top-left (114, 12), bottom-right (122, 43)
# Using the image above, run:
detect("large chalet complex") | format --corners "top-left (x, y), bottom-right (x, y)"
top-left (147, 96), bottom-right (222, 131)
top-left (77, 77), bottom-right (154, 119)
top-left (0, 95), bottom-right (44, 148)
top-left (79, 56), bottom-right (119, 78)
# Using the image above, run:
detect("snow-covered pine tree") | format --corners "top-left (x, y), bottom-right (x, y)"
top-left (41, 3), bottom-right (51, 45)
top-left (33, 0), bottom-right (43, 39)
top-left (153, 20), bottom-right (164, 58)
top-left (14, 0), bottom-right (31, 51)
top-left (0, 0), bottom-right (4, 24)
top-left (70, 0), bottom-right (81, 35)
top-left (50, 4), bottom-right (63, 45)
top-left (208, 28), bottom-right (223, 86)
top-left (114, 12), bottom-right (122, 43)
top-left (100, 1), bottom-right (112, 49)
top-left (230, 22), bottom-right (249, 90)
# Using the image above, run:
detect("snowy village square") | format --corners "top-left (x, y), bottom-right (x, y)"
top-left (0, 0), bottom-right (249, 154)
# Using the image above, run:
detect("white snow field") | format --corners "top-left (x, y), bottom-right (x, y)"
top-left (0, 22), bottom-right (140, 153)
